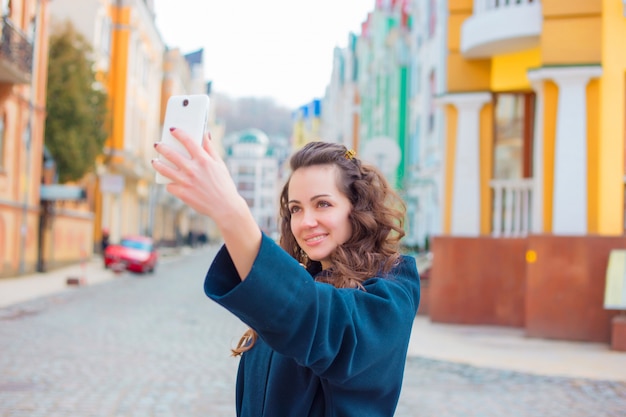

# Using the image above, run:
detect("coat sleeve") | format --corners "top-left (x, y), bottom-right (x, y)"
top-left (204, 233), bottom-right (421, 382)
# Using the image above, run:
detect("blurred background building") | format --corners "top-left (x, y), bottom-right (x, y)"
top-left (49, 0), bottom-right (165, 259)
top-left (2, 0), bottom-right (626, 348)
top-left (224, 128), bottom-right (283, 240)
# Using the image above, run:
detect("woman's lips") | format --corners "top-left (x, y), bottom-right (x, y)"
top-left (304, 234), bottom-right (327, 246)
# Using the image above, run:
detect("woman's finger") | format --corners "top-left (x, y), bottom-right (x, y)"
top-left (169, 127), bottom-right (205, 159)
top-left (151, 157), bottom-right (186, 184)
top-left (153, 140), bottom-right (190, 170)
top-left (202, 132), bottom-right (211, 154)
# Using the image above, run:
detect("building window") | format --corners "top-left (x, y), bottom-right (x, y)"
top-left (1, 0), bottom-right (10, 16)
top-left (492, 92), bottom-right (535, 180)
top-left (100, 16), bottom-right (112, 57)
top-left (237, 182), bottom-right (254, 192)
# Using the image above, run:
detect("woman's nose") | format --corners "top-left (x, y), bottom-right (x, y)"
top-left (300, 210), bottom-right (317, 227)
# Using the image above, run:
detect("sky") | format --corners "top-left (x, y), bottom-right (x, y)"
top-left (152, 0), bottom-right (375, 110)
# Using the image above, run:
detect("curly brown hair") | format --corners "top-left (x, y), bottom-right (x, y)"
top-left (279, 141), bottom-right (406, 288)
top-left (231, 141), bottom-right (406, 356)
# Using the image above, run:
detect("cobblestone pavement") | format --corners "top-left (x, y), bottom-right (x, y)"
top-left (1, 248), bottom-right (625, 417)
top-left (396, 358), bottom-right (626, 417)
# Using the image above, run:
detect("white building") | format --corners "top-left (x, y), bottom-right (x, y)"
top-left (225, 129), bottom-right (280, 238)
top-left (321, 33), bottom-right (361, 150)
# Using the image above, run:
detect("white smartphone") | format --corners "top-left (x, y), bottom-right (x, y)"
top-left (155, 94), bottom-right (211, 184)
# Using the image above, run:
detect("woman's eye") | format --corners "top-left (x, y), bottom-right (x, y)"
top-left (317, 201), bottom-right (331, 208)
top-left (289, 206), bottom-right (300, 214)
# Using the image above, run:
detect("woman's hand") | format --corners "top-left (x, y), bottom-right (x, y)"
top-left (152, 128), bottom-right (262, 279)
top-left (152, 128), bottom-right (241, 222)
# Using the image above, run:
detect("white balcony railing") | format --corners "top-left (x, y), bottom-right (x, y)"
top-left (490, 178), bottom-right (534, 237)
top-left (461, 0), bottom-right (542, 58)
top-left (474, 0), bottom-right (536, 13)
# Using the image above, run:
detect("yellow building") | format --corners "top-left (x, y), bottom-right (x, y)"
top-left (49, 0), bottom-right (222, 254)
top-left (0, 0), bottom-right (53, 277)
top-left (48, 0), bottom-right (164, 252)
top-left (431, 0), bottom-right (626, 345)
top-left (98, 0), bottom-right (164, 247)
top-left (291, 99), bottom-right (322, 150)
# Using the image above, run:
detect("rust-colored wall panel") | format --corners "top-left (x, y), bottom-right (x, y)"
top-left (525, 235), bottom-right (624, 343)
top-left (612, 316), bottom-right (626, 351)
top-left (541, 17), bottom-right (601, 65)
top-left (542, 0), bottom-right (601, 16)
top-left (429, 236), bottom-right (526, 326)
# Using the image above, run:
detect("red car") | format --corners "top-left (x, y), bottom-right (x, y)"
top-left (104, 235), bottom-right (158, 274)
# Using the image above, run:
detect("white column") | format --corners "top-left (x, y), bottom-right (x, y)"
top-left (439, 92), bottom-right (491, 236)
top-left (528, 66), bottom-right (602, 235)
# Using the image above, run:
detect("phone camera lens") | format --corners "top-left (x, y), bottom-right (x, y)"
top-left (183, 99), bottom-right (189, 107)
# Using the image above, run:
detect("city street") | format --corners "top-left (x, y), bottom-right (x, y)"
top-left (1, 247), bottom-right (625, 417)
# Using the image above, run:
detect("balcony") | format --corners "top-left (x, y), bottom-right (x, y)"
top-left (490, 178), bottom-right (533, 237)
top-left (461, 0), bottom-right (542, 59)
top-left (0, 16), bottom-right (33, 84)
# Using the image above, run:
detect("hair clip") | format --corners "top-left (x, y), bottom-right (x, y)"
top-left (344, 149), bottom-right (356, 160)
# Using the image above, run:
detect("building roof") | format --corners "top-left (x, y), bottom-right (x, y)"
top-left (237, 128), bottom-right (269, 146)
top-left (184, 48), bottom-right (204, 66)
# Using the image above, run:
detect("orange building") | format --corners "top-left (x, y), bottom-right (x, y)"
top-left (0, 0), bottom-right (53, 277)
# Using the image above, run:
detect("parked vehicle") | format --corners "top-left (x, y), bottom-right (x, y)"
top-left (103, 235), bottom-right (158, 274)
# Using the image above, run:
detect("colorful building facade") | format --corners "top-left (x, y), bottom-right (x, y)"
top-left (431, 0), bottom-right (626, 344)
top-left (320, 0), bottom-right (626, 345)
top-left (404, 0), bottom-right (448, 249)
top-left (356, 1), bottom-right (412, 190)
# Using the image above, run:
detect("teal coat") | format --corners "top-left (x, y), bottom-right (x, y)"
top-left (204, 234), bottom-right (420, 417)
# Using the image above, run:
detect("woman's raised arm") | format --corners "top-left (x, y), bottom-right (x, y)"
top-left (152, 128), bottom-right (261, 280)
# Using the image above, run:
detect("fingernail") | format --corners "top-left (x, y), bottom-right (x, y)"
top-left (151, 158), bottom-right (158, 164)
top-left (169, 127), bottom-right (176, 132)
top-left (153, 142), bottom-right (159, 148)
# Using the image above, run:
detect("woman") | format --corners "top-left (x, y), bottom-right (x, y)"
top-left (152, 128), bottom-right (420, 417)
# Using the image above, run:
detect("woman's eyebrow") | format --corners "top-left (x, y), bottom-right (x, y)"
top-left (310, 194), bottom-right (331, 201)
top-left (288, 194), bottom-right (331, 205)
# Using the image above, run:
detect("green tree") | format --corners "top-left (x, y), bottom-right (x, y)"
top-left (45, 21), bottom-right (108, 183)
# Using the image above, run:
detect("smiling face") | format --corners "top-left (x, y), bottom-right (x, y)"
top-left (287, 164), bottom-right (353, 269)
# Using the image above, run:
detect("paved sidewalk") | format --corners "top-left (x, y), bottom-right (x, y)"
top-left (1, 247), bottom-right (625, 383)
top-left (0, 256), bottom-right (116, 308)
top-left (408, 315), bottom-right (626, 382)
top-left (0, 247), bottom-right (185, 308)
